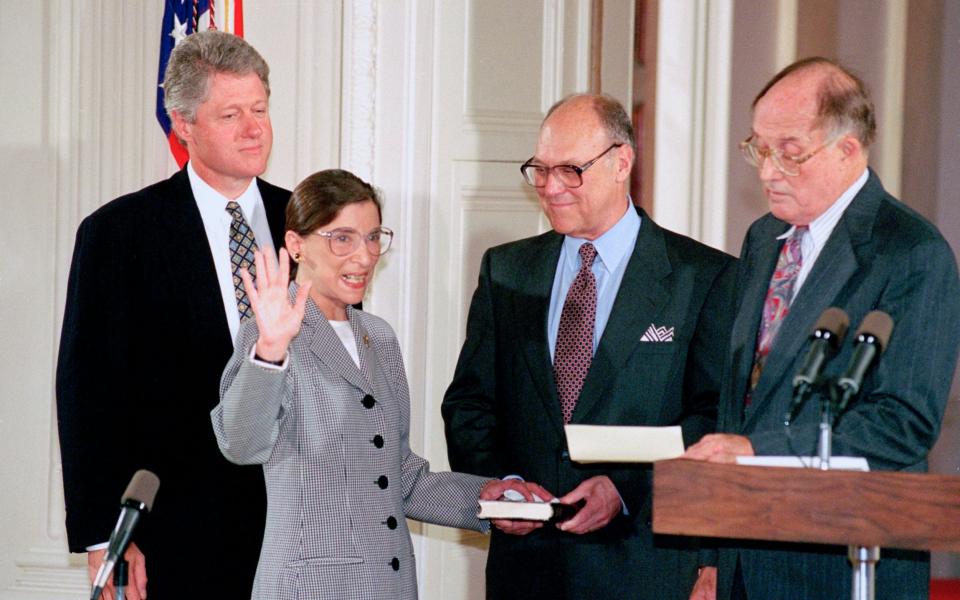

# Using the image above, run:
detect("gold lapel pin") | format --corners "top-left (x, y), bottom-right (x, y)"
top-left (363, 335), bottom-right (370, 347)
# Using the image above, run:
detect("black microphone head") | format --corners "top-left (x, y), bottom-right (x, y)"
top-left (856, 311), bottom-right (894, 353)
top-left (811, 307), bottom-right (850, 348)
top-left (121, 470), bottom-right (160, 512)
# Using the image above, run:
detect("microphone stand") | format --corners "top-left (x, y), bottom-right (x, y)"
top-left (113, 559), bottom-right (128, 600)
top-left (815, 381), bottom-right (878, 600)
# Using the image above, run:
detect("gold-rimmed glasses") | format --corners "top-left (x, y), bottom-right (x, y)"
top-left (739, 133), bottom-right (842, 177)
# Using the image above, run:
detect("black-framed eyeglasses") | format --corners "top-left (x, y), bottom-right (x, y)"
top-left (313, 227), bottom-right (394, 256)
top-left (520, 143), bottom-right (623, 188)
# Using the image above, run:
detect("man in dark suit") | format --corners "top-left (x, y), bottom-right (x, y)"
top-left (56, 31), bottom-right (288, 600)
top-left (442, 93), bottom-right (735, 599)
top-left (685, 57), bottom-right (960, 600)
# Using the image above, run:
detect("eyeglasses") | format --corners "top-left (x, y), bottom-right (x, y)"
top-left (739, 133), bottom-right (842, 177)
top-left (520, 143), bottom-right (623, 188)
top-left (314, 227), bottom-right (394, 257)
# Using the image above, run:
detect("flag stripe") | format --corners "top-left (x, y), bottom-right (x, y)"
top-left (157, 1), bottom-right (244, 167)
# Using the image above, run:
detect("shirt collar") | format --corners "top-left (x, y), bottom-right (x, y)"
top-left (776, 168), bottom-right (869, 242)
top-left (187, 161), bottom-right (261, 220)
top-left (562, 199), bottom-right (641, 272)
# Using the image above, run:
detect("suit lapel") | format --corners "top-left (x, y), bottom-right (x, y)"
top-left (155, 169), bottom-right (233, 353)
top-left (303, 296), bottom-right (373, 394)
top-left (725, 226), bottom-right (783, 429)
top-left (258, 178), bottom-right (290, 249)
top-left (512, 233), bottom-right (566, 435)
top-left (573, 211), bottom-right (671, 423)
top-left (743, 173), bottom-right (881, 428)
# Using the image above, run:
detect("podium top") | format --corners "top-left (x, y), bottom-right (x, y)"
top-left (653, 459), bottom-right (960, 552)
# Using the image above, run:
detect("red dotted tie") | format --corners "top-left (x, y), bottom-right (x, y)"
top-left (554, 243), bottom-right (598, 423)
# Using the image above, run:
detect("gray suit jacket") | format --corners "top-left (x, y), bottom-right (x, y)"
top-left (714, 170), bottom-right (960, 600)
top-left (213, 290), bottom-right (489, 600)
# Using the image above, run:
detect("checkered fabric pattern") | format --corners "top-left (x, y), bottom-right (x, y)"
top-left (213, 285), bottom-right (491, 599)
top-left (554, 242), bottom-right (598, 423)
top-left (226, 201), bottom-right (259, 320)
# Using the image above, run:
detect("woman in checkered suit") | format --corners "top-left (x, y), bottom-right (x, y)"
top-left (211, 170), bottom-right (537, 599)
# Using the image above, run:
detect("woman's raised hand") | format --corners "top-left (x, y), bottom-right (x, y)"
top-left (239, 247), bottom-right (312, 362)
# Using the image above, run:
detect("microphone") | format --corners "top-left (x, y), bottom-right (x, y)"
top-left (784, 308), bottom-right (850, 424)
top-left (836, 311), bottom-right (894, 405)
top-left (90, 470), bottom-right (160, 600)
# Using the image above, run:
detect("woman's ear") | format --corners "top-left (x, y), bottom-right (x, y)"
top-left (285, 230), bottom-right (303, 261)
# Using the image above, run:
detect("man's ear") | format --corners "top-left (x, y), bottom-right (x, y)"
top-left (839, 134), bottom-right (862, 159)
top-left (615, 144), bottom-right (635, 183)
top-left (170, 111), bottom-right (191, 147)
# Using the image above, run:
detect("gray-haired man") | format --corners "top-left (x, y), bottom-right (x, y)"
top-left (57, 31), bottom-right (287, 599)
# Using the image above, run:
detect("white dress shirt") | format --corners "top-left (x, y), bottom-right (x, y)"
top-left (780, 168), bottom-right (868, 299)
top-left (188, 162), bottom-right (276, 344)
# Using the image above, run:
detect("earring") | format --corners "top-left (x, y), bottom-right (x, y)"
top-left (292, 252), bottom-right (301, 263)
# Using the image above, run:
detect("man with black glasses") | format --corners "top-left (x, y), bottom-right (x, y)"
top-left (685, 57), bottom-right (960, 600)
top-left (443, 93), bottom-right (735, 598)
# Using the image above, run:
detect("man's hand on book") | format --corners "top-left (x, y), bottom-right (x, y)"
top-left (480, 479), bottom-right (555, 536)
top-left (556, 475), bottom-right (620, 534)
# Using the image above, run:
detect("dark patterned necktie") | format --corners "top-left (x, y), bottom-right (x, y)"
top-left (747, 226), bottom-right (806, 403)
top-left (555, 242), bottom-right (598, 423)
top-left (225, 201), bottom-right (259, 321)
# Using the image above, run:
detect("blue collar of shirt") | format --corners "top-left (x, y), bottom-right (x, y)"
top-left (561, 201), bottom-right (641, 274)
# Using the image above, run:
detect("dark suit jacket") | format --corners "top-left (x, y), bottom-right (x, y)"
top-left (56, 168), bottom-right (289, 599)
top-left (442, 207), bottom-right (735, 599)
top-left (714, 170), bottom-right (960, 600)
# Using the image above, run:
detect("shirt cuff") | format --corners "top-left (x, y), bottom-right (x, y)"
top-left (248, 345), bottom-right (289, 371)
top-left (85, 542), bottom-right (109, 552)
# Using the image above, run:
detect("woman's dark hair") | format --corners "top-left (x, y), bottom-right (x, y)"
top-left (286, 169), bottom-right (382, 235)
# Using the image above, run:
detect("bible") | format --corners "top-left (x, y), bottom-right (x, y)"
top-left (477, 500), bottom-right (584, 522)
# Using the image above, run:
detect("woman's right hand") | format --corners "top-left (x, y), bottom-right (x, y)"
top-left (239, 247), bottom-right (311, 362)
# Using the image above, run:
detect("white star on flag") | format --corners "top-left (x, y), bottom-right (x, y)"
top-left (169, 14), bottom-right (188, 46)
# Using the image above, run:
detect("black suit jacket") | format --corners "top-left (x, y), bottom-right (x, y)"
top-left (442, 208), bottom-right (735, 599)
top-left (714, 170), bottom-right (960, 600)
top-left (56, 168), bottom-right (289, 599)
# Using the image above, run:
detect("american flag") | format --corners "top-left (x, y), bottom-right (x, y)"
top-left (156, 0), bottom-right (245, 167)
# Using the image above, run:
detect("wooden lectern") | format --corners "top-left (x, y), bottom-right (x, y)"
top-left (653, 459), bottom-right (960, 551)
top-left (653, 459), bottom-right (960, 598)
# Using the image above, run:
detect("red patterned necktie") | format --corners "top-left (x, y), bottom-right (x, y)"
top-left (555, 243), bottom-right (598, 423)
top-left (226, 201), bottom-right (259, 321)
top-left (747, 226), bottom-right (806, 403)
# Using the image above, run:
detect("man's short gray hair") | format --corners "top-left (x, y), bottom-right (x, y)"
top-left (545, 93), bottom-right (637, 157)
top-left (163, 30), bottom-right (270, 123)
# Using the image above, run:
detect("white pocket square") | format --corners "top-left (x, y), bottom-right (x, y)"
top-left (640, 324), bottom-right (674, 342)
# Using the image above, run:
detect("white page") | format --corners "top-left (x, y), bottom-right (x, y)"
top-left (735, 455), bottom-right (870, 471)
top-left (564, 424), bottom-right (685, 463)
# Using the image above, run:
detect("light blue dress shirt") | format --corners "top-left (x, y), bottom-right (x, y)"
top-left (547, 201), bottom-right (642, 360)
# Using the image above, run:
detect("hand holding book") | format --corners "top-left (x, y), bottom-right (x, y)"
top-left (477, 479), bottom-right (557, 535)
top-left (478, 499), bottom-right (585, 522)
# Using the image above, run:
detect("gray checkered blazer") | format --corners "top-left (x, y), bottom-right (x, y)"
top-left (212, 291), bottom-right (490, 599)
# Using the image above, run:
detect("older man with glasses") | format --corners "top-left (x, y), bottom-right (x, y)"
top-left (442, 93), bottom-right (736, 599)
top-left (685, 57), bottom-right (960, 600)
